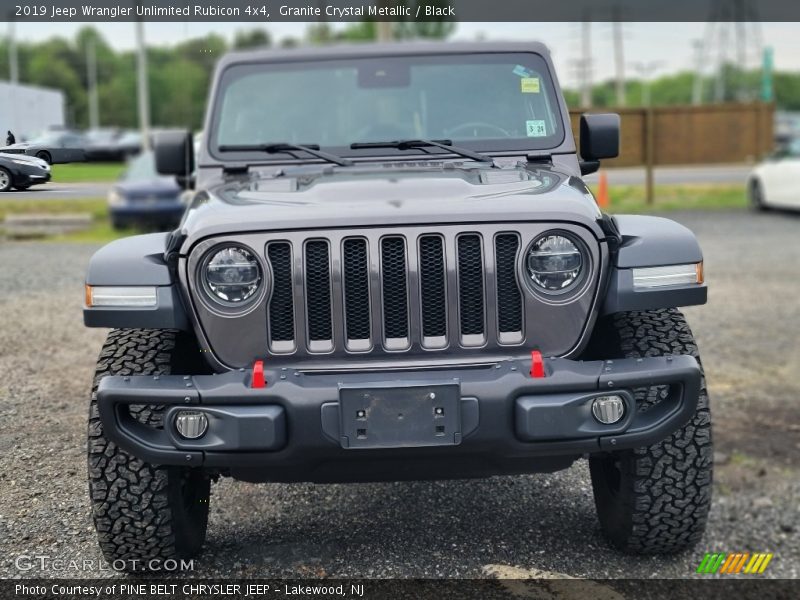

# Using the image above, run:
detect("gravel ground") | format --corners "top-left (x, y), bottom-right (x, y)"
top-left (0, 209), bottom-right (797, 580)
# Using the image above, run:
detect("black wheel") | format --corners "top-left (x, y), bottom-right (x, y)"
top-left (88, 329), bottom-right (211, 571)
top-left (35, 151), bottom-right (52, 164)
top-left (0, 167), bottom-right (12, 192)
top-left (586, 309), bottom-right (712, 554)
top-left (749, 179), bottom-right (769, 211)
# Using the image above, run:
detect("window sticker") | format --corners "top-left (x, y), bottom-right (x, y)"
top-left (521, 77), bottom-right (540, 93)
top-left (512, 64), bottom-right (532, 78)
top-left (526, 120), bottom-right (547, 137)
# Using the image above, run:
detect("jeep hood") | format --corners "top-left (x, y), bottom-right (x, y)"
top-left (178, 165), bottom-right (604, 252)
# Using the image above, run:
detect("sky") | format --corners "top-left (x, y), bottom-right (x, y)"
top-left (5, 21), bottom-right (800, 87)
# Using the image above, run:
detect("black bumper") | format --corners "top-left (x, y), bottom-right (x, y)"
top-left (13, 168), bottom-right (51, 187)
top-left (96, 355), bottom-right (701, 481)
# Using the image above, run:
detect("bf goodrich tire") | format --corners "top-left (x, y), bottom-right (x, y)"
top-left (88, 329), bottom-right (210, 570)
top-left (587, 309), bottom-right (712, 554)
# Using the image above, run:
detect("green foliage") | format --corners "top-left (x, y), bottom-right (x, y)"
top-left (566, 64), bottom-right (800, 109)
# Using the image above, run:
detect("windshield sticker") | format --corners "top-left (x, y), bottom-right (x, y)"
top-left (513, 64), bottom-right (532, 78)
top-left (526, 120), bottom-right (547, 137)
top-left (521, 77), bottom-right (540, 93)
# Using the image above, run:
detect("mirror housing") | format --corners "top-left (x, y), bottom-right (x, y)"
top-left (579, 113), bottom-right (620, 161)
top-left (154, 130), bottom-right (194, 186)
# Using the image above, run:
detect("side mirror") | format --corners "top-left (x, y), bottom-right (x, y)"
top-left (154, 131), bottom-right (195, 184)
top-left (579, 113), bottom-right (620, 161)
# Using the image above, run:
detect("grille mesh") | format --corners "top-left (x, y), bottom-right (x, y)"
top-left (343, 238), bottom-right (371, 340)
top-left (457, 235), bottom-right (485, 336)
top-left (419, 235), bottom-right (447, 338)
top-left (381, 237), bottom-right (409, 339)
top-left (305, 240), bottom-right (332, 340)
top-left (495, 234), bottom-right (523, 333)
top-left (267, 242), bottom-right (295, 341)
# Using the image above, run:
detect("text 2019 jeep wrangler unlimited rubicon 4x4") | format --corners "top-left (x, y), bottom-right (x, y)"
top-left (84, 42), bottom-right (711, 567)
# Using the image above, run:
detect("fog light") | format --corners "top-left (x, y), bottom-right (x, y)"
top-left (174, 411), bottom-right (208, 439)
top-left (591, 395), bottom-right (625, 424)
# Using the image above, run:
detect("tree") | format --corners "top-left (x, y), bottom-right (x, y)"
top-left (233, 29), bottom-right (272, 50)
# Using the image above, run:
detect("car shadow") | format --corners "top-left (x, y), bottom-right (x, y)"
top-left (203, 467), bottom-right (689, 577)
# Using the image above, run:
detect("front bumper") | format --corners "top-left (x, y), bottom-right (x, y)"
top-left (12, 164), bottom-right (51, 187)
top-left (96, 354), bottom-right (701, 480)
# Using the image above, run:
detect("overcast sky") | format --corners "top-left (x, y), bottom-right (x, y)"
top-left (5, 21), bottom-right (799, 87)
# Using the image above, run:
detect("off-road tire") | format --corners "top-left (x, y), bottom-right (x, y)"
top-left (587, 309), bottom-right (712, 554)
top-left (88, 329), bottom-right (210, 571)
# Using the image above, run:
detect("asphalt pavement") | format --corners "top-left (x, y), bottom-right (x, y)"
top-left (584, 164), bottom-right (752, 186)
top-left (1, 181), bottom-right (111, 200)
top-left (0, 209), bottom-right (797, 581)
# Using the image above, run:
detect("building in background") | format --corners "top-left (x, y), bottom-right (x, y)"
top-left (0, 81), bottom-right (65, 140)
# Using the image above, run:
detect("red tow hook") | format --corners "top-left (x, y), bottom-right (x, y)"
top-left (252, 360), bottom-right (266, 388)
top-left (530, 350), bottom-right (545, 378)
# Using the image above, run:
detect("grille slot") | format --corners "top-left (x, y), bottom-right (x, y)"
top-left (457, 234), bottom-right (485, 340)
top-left (343, 238), bottom-right (371, 344)
top-left (381, 237), bottom-right (409, 343)
top-left (419, 235), bottom-right (447, 343)
top-left (304, 240), bottom-right (333, 346)
top-left (495, 234), bottom-right (523, 336)
top-left (266, 242), bottom-right (295, 346)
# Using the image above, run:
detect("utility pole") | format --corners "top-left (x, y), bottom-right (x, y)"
top-left (630, 61), bottom-right (663, 107)
top-left (8, 21), bottom-right (18, 84)
top-left (375, 1), bottom-right (393, 41)
top-left (86, 39), bottom-right (99, 130)
top-left (135, 19), bottom-right (151, 151)
top-left (692, 39), bottom-right (705, 105)
top-left (612, 11), bottom-right (625, 106)
top-left (376, 22), bottom-right (393, 42)
top-left (580, 21), bottom-right (592, 108)
top-left (8, 21), bottom-right (18, 135)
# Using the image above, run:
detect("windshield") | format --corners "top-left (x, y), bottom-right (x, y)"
top-left (210, 52), bottom-right (565, 160)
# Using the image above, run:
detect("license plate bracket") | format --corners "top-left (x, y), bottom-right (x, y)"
top-left (338, 382), bottom-right (461, 449)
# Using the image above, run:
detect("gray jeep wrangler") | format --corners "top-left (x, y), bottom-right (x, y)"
top-left (84, 42), bottom-right (711, 567)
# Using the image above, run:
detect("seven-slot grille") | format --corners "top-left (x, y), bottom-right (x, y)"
top-left (265, 229), bottom-right (524, 355)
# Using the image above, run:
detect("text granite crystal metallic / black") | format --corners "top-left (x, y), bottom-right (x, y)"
top-left (82, 42), bottom-right (711, 567)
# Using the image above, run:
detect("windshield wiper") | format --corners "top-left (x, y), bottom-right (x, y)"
top-left (350, 139), bottom-right (498, 167)
top-left (218, 142), bottom-right (353, 167)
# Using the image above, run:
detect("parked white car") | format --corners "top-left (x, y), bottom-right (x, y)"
top-left (749, 139), bottom-right (800, 210)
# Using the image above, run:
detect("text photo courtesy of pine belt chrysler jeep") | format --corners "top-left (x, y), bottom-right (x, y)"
top-left (82, 42), bottom-right (711, 568)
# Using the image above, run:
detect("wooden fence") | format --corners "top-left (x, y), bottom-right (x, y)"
top-left (569, 102), bottom-right (774, 168)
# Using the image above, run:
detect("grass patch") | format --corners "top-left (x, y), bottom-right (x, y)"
top-left (590, 184), bottom-right (747, 213)
top-left (0, 197), bottom-right (108, 222)
top-left (49, 222), bottom-right (146, 243)
top-left (50, 162), bottom-right (125, 183)
top-left (0, 196), bottom-right (132, 243)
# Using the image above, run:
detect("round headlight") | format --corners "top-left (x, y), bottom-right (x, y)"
top-left (526, 234), bottom-right (584, 292)
top-left (202, 246), bottom-right (262, 305)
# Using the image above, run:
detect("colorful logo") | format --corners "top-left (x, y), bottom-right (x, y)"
top-left (696, 552), bottom-right (773, 575)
